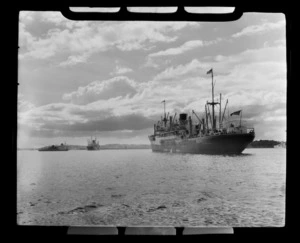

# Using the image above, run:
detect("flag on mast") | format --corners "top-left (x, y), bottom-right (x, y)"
top-left (161, 100), bottom-right (165, 103)
top-left (207, 68), bottom-right (213, 74)
top-left (230, 110), bottom-right (242, 116)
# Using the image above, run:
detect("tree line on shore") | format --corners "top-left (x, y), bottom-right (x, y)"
top-left (248, 140), bottom-right (286, 148)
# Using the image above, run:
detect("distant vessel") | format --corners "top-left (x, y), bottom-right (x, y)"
top-left (148, 68), bottom-right (255, 154)
top-left (87, 137), bottom-right (100, 150)
top-left (38, 143), bottom-right (69, 151)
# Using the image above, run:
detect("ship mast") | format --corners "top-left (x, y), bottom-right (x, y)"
top-left (212, 70), bottom-right (215, 130)
top-left (219, 93), bottom-right (222, 129)
top-left (205, 104), bottom-right (208, 131)
top-left (206, 68), bottom-right (218, 131)
top-left (162, 100), bottom-right (167, 127)
top-left (206, 103), bottom-right (213, 129)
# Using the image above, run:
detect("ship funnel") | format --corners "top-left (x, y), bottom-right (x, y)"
top-left (179, 113), bottom-right (187, 121)
top-left (179, 113), bottom-right (188, 126)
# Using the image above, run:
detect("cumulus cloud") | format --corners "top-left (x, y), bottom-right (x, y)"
top-left (18, 95), bottom-right (35, 112)
top-left (203, 44), bottom-right (286, 77)
top-left (18, 72), bottom-right (204, 141)
top-left (232, 20), bottom-right (285, 38)
top-left (59, 53), bottom-right (90, 66)
top-left (62, 76), bottom-right (138, 105)
top-left (196, 48), bottom-right (286, 110)
top-left (18, 102), bottom-right (83, 128)
top-left (18, 23), bottom-right (36, 58)
top-left (19, 11), bottom-right (35, 24)
top-left (110, 65), bottom-right (133, 75)
top-left (56, 44), bottom-right (286, 124)
top-left (19, 111), bottom-right (155, 138)
top-left (106, 22), bottom-right (199, 51)
top-left (152, 59), bottom-right (204, 81)
top-left (43, 113), bottom-right (154, 133)
top-left (19, 13), bottom-right (200, 62)
top-left (147, 43), bottom-right (286, 120)
top-left (67, 106), bottom-right (113, 121)
top-left (40, 12), bottom-right (69, 26)
top-left (146, 38), bottom-right (222, 68)
top-left (148, 38), bottom-right (223, 59)
top-left (149, 40), bottom-right (204, 57)
top-left (19, 28), bottom-right (76, 59)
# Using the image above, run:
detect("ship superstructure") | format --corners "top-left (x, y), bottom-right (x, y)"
top-left (148, 68), bottom-right (255, 154)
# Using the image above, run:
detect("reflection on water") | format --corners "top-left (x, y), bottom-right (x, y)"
top-left (17, 148), bottom-right (285, 226)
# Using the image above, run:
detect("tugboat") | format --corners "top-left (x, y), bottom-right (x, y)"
top-left (87, 137), bottom-right (100, 150)
top-left (148, 68), bottom-right (255, 154)
top-left (38, 142), bottom-right (69, 151)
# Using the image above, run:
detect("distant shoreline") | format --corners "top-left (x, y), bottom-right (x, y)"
top-left (17, 148), bottom-right (152, 151)
top-left (17, 147), bottom-right (285, 151)
top-left (17, 144), bottom-right (152, 151)
top-left (247, 140), bottom-right (286, 149)
top-left (17, 140), bottom-right (286, 151)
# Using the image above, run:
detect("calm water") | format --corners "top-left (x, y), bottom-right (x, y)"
top-left (17, 148), bottom-right (286, 227)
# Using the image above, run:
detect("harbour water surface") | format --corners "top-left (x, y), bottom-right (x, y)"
top-left (17, 148), bottom-right (286, 226)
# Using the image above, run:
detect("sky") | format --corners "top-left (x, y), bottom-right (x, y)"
top-left (18, 10), bottom-right (287, 148)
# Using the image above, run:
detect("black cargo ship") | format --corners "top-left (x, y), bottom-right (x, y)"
top-left (148, 68), bottom-right (255, 154)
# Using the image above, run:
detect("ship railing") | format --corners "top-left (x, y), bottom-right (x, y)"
top-left (247, 128), bottom-right (255, 134)
top-left (155, 129), bottom-right (186, 137)
top-left (225, 126), bottom-right (255, 134)
top-left (202, 126), bottom-right (254, 136)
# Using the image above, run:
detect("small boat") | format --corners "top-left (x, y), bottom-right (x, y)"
top-left (87, 137), bottom-right (100, 150)
top-left (38, 142), bottom-right (69, 151)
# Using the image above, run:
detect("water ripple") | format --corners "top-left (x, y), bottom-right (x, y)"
top-left (17, 149), bottom-right (286, 226)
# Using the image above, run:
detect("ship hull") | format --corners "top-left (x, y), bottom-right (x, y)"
top-left (38, 147), bottom-right (68, 151)
top-left (87, 146), bottom-right (100, 150)
top-left (149, 133), bottom-right (255, 155)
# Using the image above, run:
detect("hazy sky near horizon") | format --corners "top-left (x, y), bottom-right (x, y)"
top-left (18, 10), bottom-right (286, 147)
